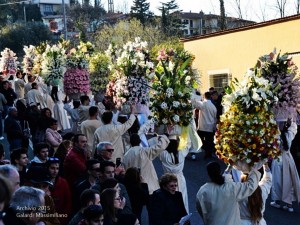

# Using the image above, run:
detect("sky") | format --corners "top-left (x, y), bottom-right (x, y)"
top-left (103, 0), bottom-right (299, 22)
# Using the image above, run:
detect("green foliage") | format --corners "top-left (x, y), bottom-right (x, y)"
top-left (158, 0), bottom-right (183, 37)
top-left (0, 22), bottom-right (52, 56)
top-left (150, 37), bottom-right (183, 62)
top-left (93, 18), bottom-right (166, 52)
top-left (67, 3), bottom-right (106, 31)
top-left (130, 0), bottom-right (153, 25)
top-left (89, 53), bottom-right (110, 93)
top-left (26, 4), bottom-right (42, 22)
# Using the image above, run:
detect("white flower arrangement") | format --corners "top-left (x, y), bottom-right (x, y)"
top-left (105, 37), bottom-right (153, 105)
top-left (0, 48), bottom-right (19, 76)
top-left (41, 44), bottom-right (66, 85)
top-left (23, 45), bottom-right (36, 74)
top-left (222, 70), bottom-right (277, 113)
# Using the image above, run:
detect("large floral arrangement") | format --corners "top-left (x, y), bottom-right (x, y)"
top-left (105, 38), bottom-right (154, 105)
top-left (150, 49), bottom-right (200, 127)
top-left (41, 43), bottom-right (66, 85)
top-left (255, 50), bottom-right (300, 121)
top-left (32, 42), bottom-right (47, 76)
top-left (65, 41), bottom-right (93, 69)
top-left (89, 53), bottom-right (110, 94)
top-left (215, 70), bottom-right (281, 167)
top-left (64, 42), bottom-right (92, 95)
top-left (23, 45), bottom-right (36, 74)
top-left (63, 68), bottom-right (90, 95)
top-left (0, 48), bottom-right (18, 76)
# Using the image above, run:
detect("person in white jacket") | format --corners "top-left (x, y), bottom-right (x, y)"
top-left (123, 134), bottom-right (170, 194)
top-left (159, 138), bottom-right (190, 213)
top-left (270, 119), bottom-right (300, 212)
top-left (239, 164), bottom-right (272, 225)
top-left (196, 161), bottom-right (261, 225)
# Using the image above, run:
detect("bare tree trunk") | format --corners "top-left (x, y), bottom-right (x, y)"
top-left (296, 0), bottom-right (300, 14)
top-left (254, 1), bottom-right (268, 22)
top-left (234, 0), bottom-right (243, 19)
top-left (275, 0), bottom-right (287, 18)
top-left (219, 0), bottom-right (226, 30)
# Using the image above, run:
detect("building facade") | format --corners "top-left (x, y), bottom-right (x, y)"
top-left (31, 0), bottom-right (70, 16)
top-left (182, 14), bottom-right (300, 93)
top-left (179, 11), bottom-right (255, 37)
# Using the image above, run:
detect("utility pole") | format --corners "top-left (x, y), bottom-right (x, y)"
top-left (23, 3), bottom-right (26, 23)
top-left (62, 0), bottom-right (67, 39)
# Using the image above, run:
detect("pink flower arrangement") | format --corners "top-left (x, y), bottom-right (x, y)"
top-left (255, 50), bottom-right (300, 121)
top-left (64, 68), bottom-right (90, 95)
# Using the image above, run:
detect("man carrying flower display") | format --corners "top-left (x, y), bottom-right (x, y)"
top-left (93, 104), bottom-right (136, 162)
top-left (192, 92), bottom-right (217, 159)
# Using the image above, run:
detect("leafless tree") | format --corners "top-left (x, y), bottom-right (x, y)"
top-left (232, 0), bottom-right (243, 18)
top-left (275, 0), bottom-right (288, 17)
top-left (295, 0), bottom-right (300, 14)
top-left (219, 0), bottom-right (226, 30)
top-left (254, 1), bottom-right (269, 22)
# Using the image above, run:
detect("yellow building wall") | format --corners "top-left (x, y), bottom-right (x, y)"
top-left (184, 17), bottom-right (300, 92)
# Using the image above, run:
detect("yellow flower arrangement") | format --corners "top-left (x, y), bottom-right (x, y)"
top-left (215, 70), bottom-right (281, 167)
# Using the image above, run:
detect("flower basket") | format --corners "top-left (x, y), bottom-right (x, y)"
top-left (232, 159), bottom-right (266, 173)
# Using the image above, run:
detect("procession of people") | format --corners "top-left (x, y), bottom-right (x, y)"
top-left (0, 42), bottom-right (299, 225)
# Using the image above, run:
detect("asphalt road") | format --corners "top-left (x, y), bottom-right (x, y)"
top-left (2, 137), bottom-right (300, 225)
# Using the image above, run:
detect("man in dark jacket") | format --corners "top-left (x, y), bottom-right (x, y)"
top-left (1, 80), bottom-right (17, 118)
top-left (4, 107), bottom-right (24, 151)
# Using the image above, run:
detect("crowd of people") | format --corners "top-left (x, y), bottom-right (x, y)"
top-left (0, 69), bottom-right (299, 225)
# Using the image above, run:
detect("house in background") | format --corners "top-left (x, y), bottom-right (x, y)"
top-left (181, 14), bottom-right (300, 93)
top-left (179, 11), bottom-right (255, 37)
top-left (31, 0), bottom-right (70, 16)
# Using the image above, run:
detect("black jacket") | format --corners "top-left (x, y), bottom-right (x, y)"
top-left (149, 189), bottom-right (187, 225)
top-left (4, 115), bottom-right (23, 141)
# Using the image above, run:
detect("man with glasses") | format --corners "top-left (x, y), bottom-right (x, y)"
top-left (94, 141), bottom-right (114, 162)
top-left (93, 104), bottom-right (137, 162)
top-left (73, 159), bottom-right (101, 214)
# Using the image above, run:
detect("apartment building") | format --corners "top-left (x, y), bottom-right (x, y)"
top-left (179, 11), bottom-right (255, 36)
top-left (31, 0), bottom-right (70, 16)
